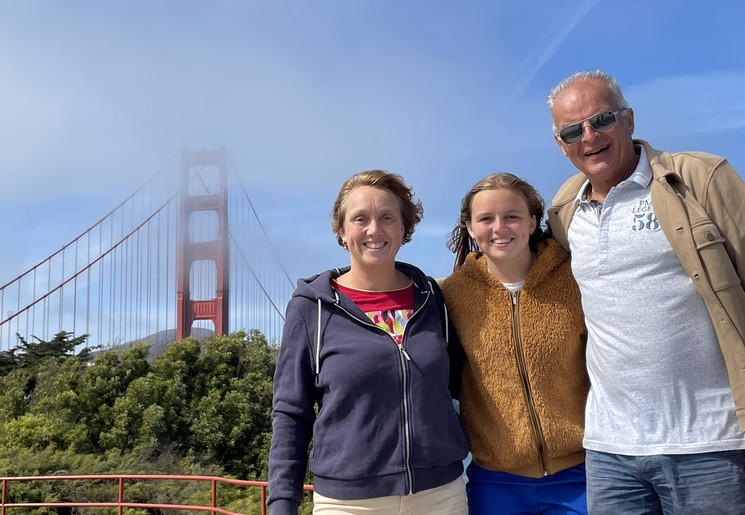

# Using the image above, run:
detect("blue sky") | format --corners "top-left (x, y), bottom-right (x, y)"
top-left (2, 0), bottom-right (745, 286)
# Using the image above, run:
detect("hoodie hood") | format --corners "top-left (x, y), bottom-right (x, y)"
top-left (292, 261), bottom-right (434, 304)
top-left (290, 261), bottom-right (441, 377)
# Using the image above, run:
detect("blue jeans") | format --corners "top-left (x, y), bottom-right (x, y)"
top-left (466, 462), bottom-right (587, 514)
top-left (585, 450), bottom-right (745, 514)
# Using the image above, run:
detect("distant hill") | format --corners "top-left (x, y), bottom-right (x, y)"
top-left (99, 327), bottom-right (216, 361)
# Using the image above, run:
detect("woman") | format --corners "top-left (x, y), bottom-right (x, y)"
top-left (268, 170), bottom-right (469, 515)
top-left (441, 173), bottom-right (588, 514)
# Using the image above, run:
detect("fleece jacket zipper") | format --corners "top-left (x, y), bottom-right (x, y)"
top-left (511, 290), bottom-right (550, 476)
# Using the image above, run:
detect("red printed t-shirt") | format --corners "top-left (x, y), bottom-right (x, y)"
top-left (332, 280), bottom-right (414, 344)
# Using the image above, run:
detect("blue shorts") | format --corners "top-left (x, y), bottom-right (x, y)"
top-left (465, 462), bottom-right (587, 514)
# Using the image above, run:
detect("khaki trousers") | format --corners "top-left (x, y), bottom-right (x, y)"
top-left (312, 477), bottom-right (467, 515)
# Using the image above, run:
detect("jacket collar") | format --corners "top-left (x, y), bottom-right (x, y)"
top-left (638, 139), bottom-right (685, 190)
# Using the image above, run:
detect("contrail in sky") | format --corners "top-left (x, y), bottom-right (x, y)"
top-left (506, 0), bottom-right (599, 107)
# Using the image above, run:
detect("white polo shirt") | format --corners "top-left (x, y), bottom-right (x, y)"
top-left (568, 145), bottom-right (745, 455)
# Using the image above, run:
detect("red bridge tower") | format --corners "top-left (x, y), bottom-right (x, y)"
top-left (176, 147), bottom-right (229, 340)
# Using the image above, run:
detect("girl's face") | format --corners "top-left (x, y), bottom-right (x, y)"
top-left (466, 188), bottom-right (536, 269)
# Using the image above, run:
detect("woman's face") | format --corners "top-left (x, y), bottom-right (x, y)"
top-left (340, 186), bottom-right (405, 274)
top-left (466, 188), bottom-right (536, 268)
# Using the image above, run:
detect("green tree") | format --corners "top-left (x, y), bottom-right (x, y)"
top-left (189, 330), bottom-right (275, 478)
top-left (0, 329), bottom-right (279, 501)
top-left (27, 356), bottom-right (85, 450)
top-left (67, 344), bottom-right (150, 454)
top-left (13, 331), bottom-right (94, 370)
top-left (0, 347), bottom-right (18, 375)
top-left (148, 336), bottom-right (202, 452)
top-left (95, 344), bottom-right (153, 451)
top-left (0, 413), bottom-right (63, 450)
top-left (0, 368), bottom-right (33, 422)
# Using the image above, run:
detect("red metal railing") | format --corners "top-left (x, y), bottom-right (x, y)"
top-left (0, 474), bottom-right (313, 515)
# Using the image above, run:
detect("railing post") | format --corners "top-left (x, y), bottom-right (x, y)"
top-left (261, 485), bottom-right (267, 515)
top-left (118, 477), bottom-right (124, 515)
top-left (2, 478), bottom-right (7, 515)
top-left (211, 478), bottom-right (217, 515)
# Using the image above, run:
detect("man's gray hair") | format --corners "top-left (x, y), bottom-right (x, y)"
top-left (547, 69), bottom-right (630, 131)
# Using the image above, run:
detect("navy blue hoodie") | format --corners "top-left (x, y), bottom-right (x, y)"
top-left (267, 262), bottom-right (469, 514)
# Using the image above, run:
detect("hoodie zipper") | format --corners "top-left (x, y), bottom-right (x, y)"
top-left (511, 290), bottom-right (550, 476)
top-left (334, 288), bottom-right (429, 494)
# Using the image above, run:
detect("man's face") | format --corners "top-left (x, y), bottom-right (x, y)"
top-left (551, 79), bottom-right (636, 188)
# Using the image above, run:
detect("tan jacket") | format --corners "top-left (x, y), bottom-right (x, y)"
top-left (442, 239), bottom-right (588, 478)
top-left (548, 139), bottom-right (745, 428)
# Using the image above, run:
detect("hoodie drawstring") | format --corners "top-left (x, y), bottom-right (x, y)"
top-left (315, 281), bottom-right (446, 375)
top-left (315, 298), bottom-right (322, 376)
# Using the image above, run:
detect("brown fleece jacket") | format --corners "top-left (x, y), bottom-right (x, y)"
top-left (442, 239), bottom-right (588, 478)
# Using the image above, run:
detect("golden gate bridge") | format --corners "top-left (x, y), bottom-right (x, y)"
top-left (0, 146), bottom-right (295, 352)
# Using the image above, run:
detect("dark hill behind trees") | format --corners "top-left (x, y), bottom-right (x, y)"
top-left (0, 329), bottom-right (280, 512)
top-left (109, 326), bottom-right (217, 362)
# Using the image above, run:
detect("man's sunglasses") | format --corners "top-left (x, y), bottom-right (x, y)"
top-left (557, 108), bottom-right (628, 144)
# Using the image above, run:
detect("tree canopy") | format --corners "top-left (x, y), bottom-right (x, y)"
top-left (0, 329), bottom-right (286, 512)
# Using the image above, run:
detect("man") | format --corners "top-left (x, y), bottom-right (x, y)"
top-left (546, 69), bottom-right (745, 514)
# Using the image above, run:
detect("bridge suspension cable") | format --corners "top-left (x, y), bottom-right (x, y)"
top-left (0, 147), bottom-right (294, 352)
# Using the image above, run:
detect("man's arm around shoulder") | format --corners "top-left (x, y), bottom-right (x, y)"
top-left (546, 173), bottom-right (586, 252)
